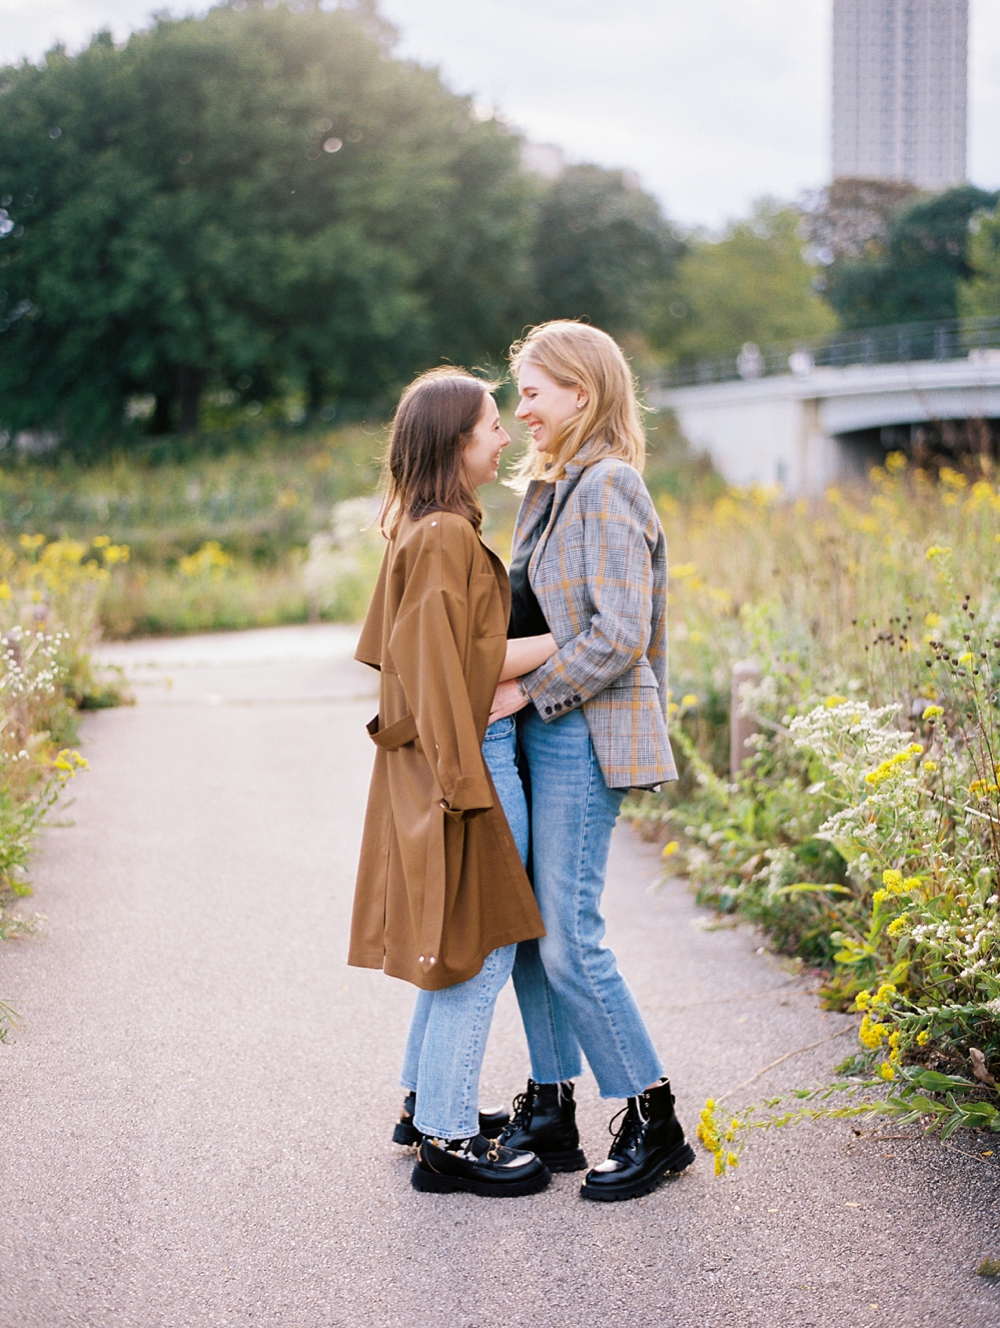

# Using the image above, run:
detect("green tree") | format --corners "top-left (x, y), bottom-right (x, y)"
top-left (959, 207), bottom-right (1000, 318)
top-left (0, 1), bottom-right (534, 445)
top-left (531, 164), bottom-right (683, 340)
top-left (819, 185), bottom-right (998, 329)
top-left (659, 200), bottom-right (837, 361)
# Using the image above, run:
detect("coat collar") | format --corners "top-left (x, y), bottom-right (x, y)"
top-left (514, 437), bottom-right (613, 558)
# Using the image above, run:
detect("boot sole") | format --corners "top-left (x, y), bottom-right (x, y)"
top-left (579, 1141), bottom-right (696, 1202)
top-left (411, 1161), bottom-right (552, 1197)
top-left (537, 1147), bottom-right (588, 1173)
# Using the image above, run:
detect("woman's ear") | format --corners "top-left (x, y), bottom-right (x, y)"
top-left (575, 389), bottom-right (589, 410)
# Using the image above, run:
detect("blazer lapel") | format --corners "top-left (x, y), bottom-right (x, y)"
top-left (531, 438), bottom-right (608, 569)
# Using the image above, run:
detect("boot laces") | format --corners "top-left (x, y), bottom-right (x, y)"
top-left (499, 1081), bottom-right (537, 1141)
top-left (607, 1095), bottom-right (648, 1156)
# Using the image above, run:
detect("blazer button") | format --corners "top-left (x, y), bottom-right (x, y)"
top-left (572, 694), bottom-right (581, 703)
top-left (544, 706), bottom-right (553, 715)
top-left (553, 702), bottom-right (562, 711)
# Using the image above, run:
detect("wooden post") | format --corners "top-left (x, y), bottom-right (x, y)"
top-left (730, 660), bottom-right (761, 782)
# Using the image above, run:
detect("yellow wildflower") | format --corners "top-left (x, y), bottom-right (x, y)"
top-left (92, 535), bottom-right (111, 548)
top-left (922, 705), bottom-right (944, 720)
top-left (859, 1014), bottom-right (888, 1048)
top-left (0, 581), bottom-right (10, 601)
top-left (825, 695), bottom-right (848, 707)
top-left (662, 841), bottom-right (680, 859)
top-left (670, 563), bottom-right (697, 580)
top-left (958, 651), bottom-right (974, 665)
top-left (52, 749), bottom-right (89, 778)
top-left (864, 744), bottom-right (923, 787)
top-left (887, 917), bottom-right (908, 937)
top-left (922, 760), bottom-right (938, 772)
top-left (873, 889), bottom-right (888, 907)
top-left (681, 694), bottom-right (699, 708)
top-left (727, 1151), bottom-right (739, 1168)
top-left (925, 545), bottom-right (951, 560)
top-left (883, 868), bottom-right (903, 890)
top-left (855, 990), bottom-right (872, 1011)
top-left (917, 1030), bottom-right (931, 1046)
top-left (885, 451), bottom-right (907, 472)
top-left (924, 613), bottom-right (941, 629)
top-left (969, 779), bottom-right (1000, 798)
top-left (873, 983), bottom-right (898, 1010)
top-left (939, 466), bottom-right (967, 489)
top-left (880, 1062), bottom-right (896, 1080)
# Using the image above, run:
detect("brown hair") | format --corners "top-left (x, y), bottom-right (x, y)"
top-left (508, 321), bottom-right (646, 486)
top-left (380, 367), bottom-right (496, 536)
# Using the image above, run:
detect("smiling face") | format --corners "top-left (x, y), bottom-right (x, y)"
top-left (462, 392), bottom-right (510, 489)
top-left (514, 360), bottom-right (589, 454)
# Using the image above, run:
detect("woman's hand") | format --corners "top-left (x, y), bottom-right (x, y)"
top-left (489, 678), bottom-right (530, 724)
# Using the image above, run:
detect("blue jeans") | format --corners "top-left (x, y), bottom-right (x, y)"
top-left (399, 716), bottom-right (526, 1139)
top-left (512, 705), bottom-right (664, 1099)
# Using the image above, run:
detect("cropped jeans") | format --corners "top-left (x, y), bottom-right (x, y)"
top-left (512, 705), bottom-right (664, 1099)
top-left (399, 716), bottom-right (526, 1140)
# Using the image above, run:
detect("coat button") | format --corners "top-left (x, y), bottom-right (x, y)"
top-left (553, 702), bottom-right (562, 711)
top-left (544, 706), bottom-right (553, 715)
top-left (573, 694), bottom-right (581, 702)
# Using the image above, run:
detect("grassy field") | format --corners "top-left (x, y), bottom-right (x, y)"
top-left (0, 412), bottom-right (714, 638)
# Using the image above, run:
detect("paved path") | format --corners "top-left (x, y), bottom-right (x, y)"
top-left (1, 624), bottom-right (998, 1328)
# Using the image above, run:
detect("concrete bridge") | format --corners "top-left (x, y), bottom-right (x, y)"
top-left (650, 318), bottom-right (1000, 495)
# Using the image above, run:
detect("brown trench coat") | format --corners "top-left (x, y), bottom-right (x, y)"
top-left (348, 510), bottom-right (545, 991)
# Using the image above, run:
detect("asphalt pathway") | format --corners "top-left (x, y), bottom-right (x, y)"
top-left (1, 624), bottom-right (998, 1328)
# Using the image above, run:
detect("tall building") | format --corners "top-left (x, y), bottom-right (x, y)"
top-left (832, 0), bottom-right (967, 189)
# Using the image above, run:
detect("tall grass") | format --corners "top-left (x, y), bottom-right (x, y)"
top-left (630, 454), bottom-right (1000, 1164)
top-left (0, 535), bottom-right (110, 990)
top-left (0, 425), bottom-right (383, 636)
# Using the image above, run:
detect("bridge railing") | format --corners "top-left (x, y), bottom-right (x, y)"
top-left (654, 316), bottom-right (1000, 390)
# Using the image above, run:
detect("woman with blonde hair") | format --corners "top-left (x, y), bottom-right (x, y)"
top-left (490, 320), bottom-right (695, 1201)
top-left (350, 367), bottom-right (559, 1197)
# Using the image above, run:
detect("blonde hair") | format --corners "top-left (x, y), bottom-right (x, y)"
top-left (508, 321), bottom-right (646, 485)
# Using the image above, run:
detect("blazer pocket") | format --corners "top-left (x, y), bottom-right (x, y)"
top-left (606, 662), bottom-right (659, 692)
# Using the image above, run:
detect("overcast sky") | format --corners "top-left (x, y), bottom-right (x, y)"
top-left (2, 0), bottom-right (998, 228)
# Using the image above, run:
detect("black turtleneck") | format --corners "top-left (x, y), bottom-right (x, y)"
top-left (507, 487), bottom-right (555, 639)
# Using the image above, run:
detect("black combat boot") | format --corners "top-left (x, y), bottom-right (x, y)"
top-left (392, 1091), bottom-right (510, 1147)
top-left (580, 1078), bottom-right (695, 1202)
top-left (411, 1133), bottom-right (551, 1197)
top-left (500, 1078), bottom-right (587, 1172)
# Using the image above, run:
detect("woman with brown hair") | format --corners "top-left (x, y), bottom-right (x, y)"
top-left (349, 367), bottom-right (556, 1197)
top-left (489, 321), bottom-right (696, 1202)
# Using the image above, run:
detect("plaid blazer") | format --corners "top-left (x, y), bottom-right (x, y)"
top-left (516, 439), bottom-right (677, 790)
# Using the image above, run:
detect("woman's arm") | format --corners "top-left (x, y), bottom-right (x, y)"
top-left (499, 633), bottom-right (557, 682)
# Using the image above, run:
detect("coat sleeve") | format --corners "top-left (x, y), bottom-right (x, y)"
top-left (388, 526), bottom-right (494, 816)
top-left (522, 464), bottom-right (655, 717)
